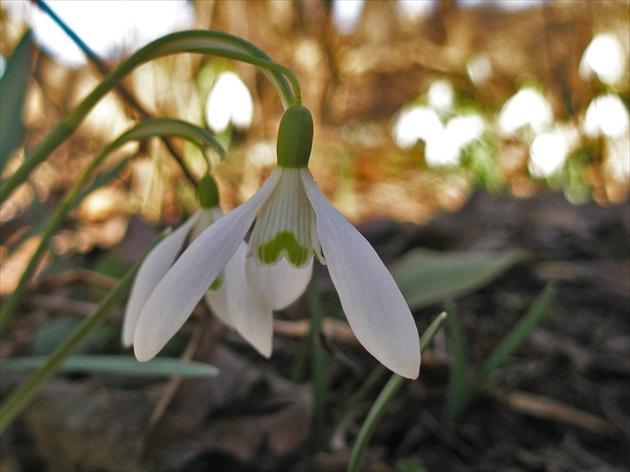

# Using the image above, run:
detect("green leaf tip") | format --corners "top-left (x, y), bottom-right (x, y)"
top-left (277, 105), bottom-right (313, 168)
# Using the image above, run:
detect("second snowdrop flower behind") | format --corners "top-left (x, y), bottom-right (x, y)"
top-left (123, 176), bottom-right (302, 358)
top-left (133, 105), bottom-right (421, 379)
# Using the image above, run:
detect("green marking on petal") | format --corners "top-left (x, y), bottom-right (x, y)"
top-left (208, 273), bottom-right (223, 292)
top-left (257, 231), bottom-right (309, 267)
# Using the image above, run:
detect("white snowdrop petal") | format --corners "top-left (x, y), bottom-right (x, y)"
top-left (133, 171), bottom-right (281, 361)
top-left (246, 255), bottom-right (313, 310)
top-left (220, 244), bottom-right (274, 357)
top-left (301, 170), bottom-right (421, 379)
top-left (121, 211), bottom-right (200, 347)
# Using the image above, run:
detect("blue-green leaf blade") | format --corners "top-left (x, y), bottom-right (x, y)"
top-left (390, 249), bottom-right (519, 310)
top-left (1, 355), bottom-right (219, 378)
top-left (0, 30), bottom-right (33, 174)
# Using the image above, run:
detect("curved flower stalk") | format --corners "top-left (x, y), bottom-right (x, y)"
top-left (133, 106), bottom-right (421, 379)
top-left (122, 176), bottom-right (308, 358)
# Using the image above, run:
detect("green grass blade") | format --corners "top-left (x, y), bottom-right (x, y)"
top-left (446, 283), bottom-right (557, 423)
top-left (443, 303), bottom-right (470, 423)
top-left (346, 312), bottom-right (447, 472)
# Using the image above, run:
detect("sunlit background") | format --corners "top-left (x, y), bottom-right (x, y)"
top-left (1, 0), bottom-right (628, 294)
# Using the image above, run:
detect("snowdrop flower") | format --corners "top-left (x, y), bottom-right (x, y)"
top-left (205, 72), bottom-right (254, 133)
top-left (425, 114), bottom-right (485, 168)
top-left (583, 94), bottom-right (629, 139)
top-left (123, 176), bottom-right (305, 358)
top-left (392, 105), bottom-right (442, 149)
top-left (528, 131), bottom-right (570, 178)
top-left (396, 0), bottom-right (436, 21)
top-left (427, 79), bottom-right (455, 116)
top-left (579, 33), bottom-right (626, 86)
top-left (467, 54), bottom-right (493, 86)
top-left (133, 106), bottom-right (421, 378)
top-left (498, 88), bottom-right (553, 137)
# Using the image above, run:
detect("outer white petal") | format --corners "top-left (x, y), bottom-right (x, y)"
top-left (245, 255), bottom-right (313, 310)
top-left (133, 171), bottom-right (281, 361)
top-left (301, 169), bottom-right (421, 379)
top-left (206, 243), bottom-right (274, 357)
top-left (121, 211), bottom-right (200, 347)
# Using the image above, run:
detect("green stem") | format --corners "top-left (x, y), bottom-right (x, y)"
top-left (308, 273), bottom-right (327, 453)
top-left (0, 30), bottom-right (300, 202)
top-left (0, 237), bottom-right (161, 433)
top-left (346, 312), bottom-right (447, 472)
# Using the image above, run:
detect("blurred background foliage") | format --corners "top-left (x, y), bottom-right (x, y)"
top-left (0, 0), bottom-right (628, 291)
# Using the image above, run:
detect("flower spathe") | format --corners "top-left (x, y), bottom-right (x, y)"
top-left (133, 105), bottom-right (421, 379)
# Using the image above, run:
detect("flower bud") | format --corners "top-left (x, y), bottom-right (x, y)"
top-left (276, 105), bottom-right (313, 168)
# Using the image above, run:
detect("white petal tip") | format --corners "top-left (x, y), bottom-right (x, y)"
top-left (133, 343), bottom-right (157, 363)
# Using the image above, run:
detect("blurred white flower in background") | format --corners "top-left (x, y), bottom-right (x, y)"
top-left (392, 105), bottom-right (442, 149)
top-left (528, 125), bottom-right (579, 178)
top-left (425, 114), bottom-right (486, 168)
top-left (3, 0), bottom-right (194, 68)
top-left (467, 54), bottom-right (493, 86)
top-left (583, 94), bottom-right (629, 139)
top-left (583, 94), bottom-right (630, 184)
top-left (605, 134), bottom-right (630, 181)
top-left (204, 71), bottom-right (254, 134)
top-left (396, 0), bottom-right (436, 20)
top-left (332, 0), bottom-right (364, 35)
top-left (579, 33), bottom-right (627, 86)
top-left (427, 79), bottom-right (455, 116)
top-left (457, 0), bottom-right (546, 11)
top-left (0, 55), bottom-right (6, 79)
top-left (497, 87), bottom-right (553, 137)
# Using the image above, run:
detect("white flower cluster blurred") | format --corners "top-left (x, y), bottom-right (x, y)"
top-left (391, 31), bottom-right (629, 198)
top-left (392, 79), bottom-right (487, 168)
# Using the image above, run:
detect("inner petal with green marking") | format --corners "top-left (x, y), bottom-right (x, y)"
top-left (248, 167), bottom-right (319, 268)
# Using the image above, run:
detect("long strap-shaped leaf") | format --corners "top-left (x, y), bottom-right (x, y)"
top-left (0, 30), bottom-right (300, 202)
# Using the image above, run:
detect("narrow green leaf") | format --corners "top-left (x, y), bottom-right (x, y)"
top-left (1, 355), bottom-right (218, 378)
top-left (443, 303), bottom-right (469, 422)
top-left (346, 312), bottom-right (447, 472)
top-left (445, 283), bottom-right (556, 423)
top-left (390, 249), bottom-right (519, 310)
top-left (474, 283), bottom-right (556, 390)
top-left (0, 30), bottom-right (33, 174)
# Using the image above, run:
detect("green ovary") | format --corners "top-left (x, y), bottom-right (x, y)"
top-left (257, 231), bottom-right (309, 267)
